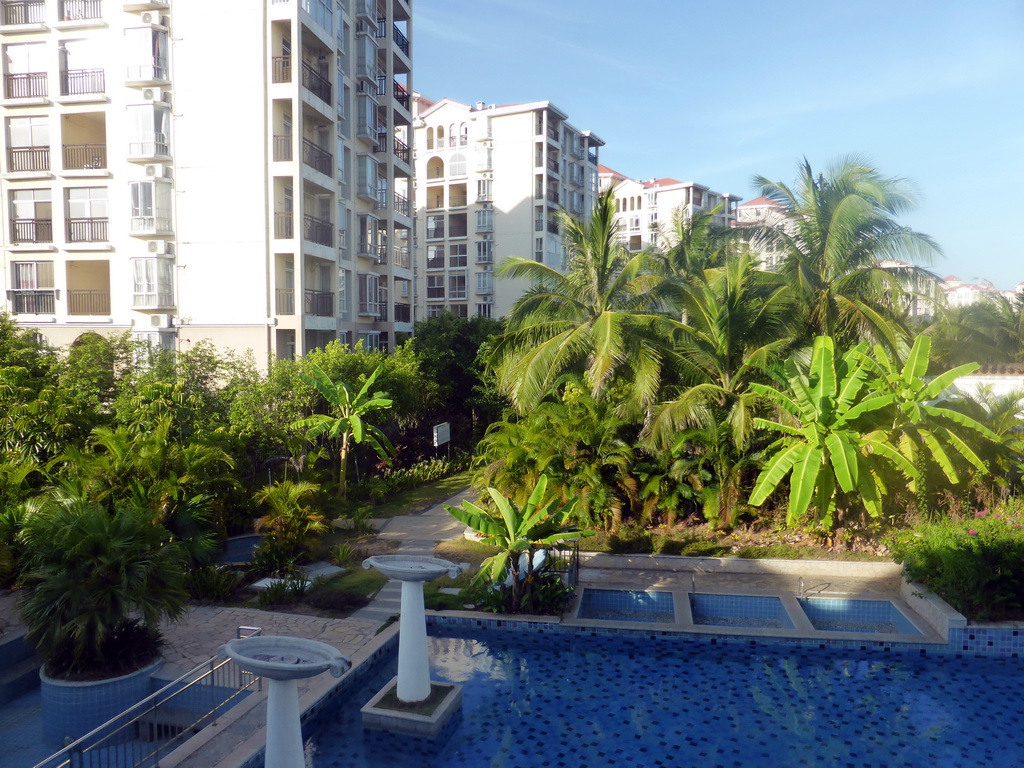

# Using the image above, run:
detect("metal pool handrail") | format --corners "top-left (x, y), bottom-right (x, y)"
top-left (32, 626), bottom-right (263, 768)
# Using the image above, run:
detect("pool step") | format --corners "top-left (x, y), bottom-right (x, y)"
top-left (0, 637), bottom-right (41, 706)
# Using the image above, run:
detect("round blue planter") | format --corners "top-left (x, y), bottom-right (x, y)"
top-left (40, 657), bottom-right (163, 747)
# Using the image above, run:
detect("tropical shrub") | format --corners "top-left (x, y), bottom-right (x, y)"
top-left (253, 480), bottom-right (327, 555)
top-left (185, 564), bottom-right (243, 602)
top-left (890, 504), bottom-right (1024, 621)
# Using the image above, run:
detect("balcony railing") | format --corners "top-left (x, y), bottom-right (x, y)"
top-left (547, 125), bottom-right (560, 141)
top-left (394, 302), bottom-right (410, 323)
top-left (449, 193), bottom-right (467, 207)
top-left (60, 0), bottom-right (101, 20)
top-left (274, 212), bottom-right (293, 239)
top-left (547, 221), bottom-right (560, 235)
top-left (476, 219), bottom-right (493, 234)
top-left (133, 290), bottom-right (173, 308)
top-left (547, 189), bottom-right (559, 205)
top-left (393, 25), bottom-right (409, 55)
top-left (301, 138), bottom-right (332, 175)
top-left (302, 213), bottom-right (332, 246)
top-left (273, 135), bottom-right (292, 162)
top-left (547, 157), bottom-right (559, 174)
top-left (393, 246), bottom-right (410, 269)
top-left (275, 288), bottom-right (295, 315)
top-left (63, 144), bottom-right (106, 170)
top-left (4, 72), bottom-right (46, 99)
top-left (393, 136), bottom-right (409, 163)
top-left (393, 80), bottom-right (409, 109)
top-left (588, 149), bottom-right (598, 164)
top-left (128, 132), bottom-right (169, 158)
top-left (304, 288), bottom-right (333, 317)
top-left (66, 217), bottom-right (108, 242)
top-left (11, 289), bottom-right (54, 314)
top-left (394, 192), bottom-right (409, 217)
top-left (426, 224), bottom-right (444, 239)
top-left (301, 61), bottom-right (331, 105)
top-left (130, 216), bottom-right (172, 233)
top-left (2, 0), bottom-right (44, 24)
top-left (11, 218), bottom-right (52, 243)
top-left (68, 289), bottom-right (110, 315)
top-left (61, 68), bottom-right (105, 96)
top-left (476, 250), bottom-right (493, 264)
top-left (272, 56), bottom-right (291, 83)
top-left (8, 146), bottom-right (49, 172)
top-left (374, 189), bottom-right (387, 211)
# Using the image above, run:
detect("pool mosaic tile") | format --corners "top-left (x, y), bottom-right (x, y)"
top-left (799, 598), bottom-right (922, 635)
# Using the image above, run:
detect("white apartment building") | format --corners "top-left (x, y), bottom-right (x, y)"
top-left (412, 96), bottom-right (603, 320)
top-left (598, 164), bottom-right (740, 254)
top-left (0, 0), bottom-right (413, 361)
top-left (734, 195), bottom-right (787, 269)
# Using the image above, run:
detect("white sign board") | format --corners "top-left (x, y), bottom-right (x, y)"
top-left (432, 422), bottom-right (450, 447)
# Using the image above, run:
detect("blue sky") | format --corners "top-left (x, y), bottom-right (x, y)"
top-left (413, 0), bottom-right (1024, 288)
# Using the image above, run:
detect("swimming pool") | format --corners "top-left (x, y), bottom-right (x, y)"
top-left (304, 625), bottom-right (1024, 767)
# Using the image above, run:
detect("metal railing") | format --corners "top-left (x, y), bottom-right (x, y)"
top-left (275, 288), bottom-right (295, 315)
top-left (33, 627), bottom-right (263, 768)
top-left (8, 146), bottom-right (49, 172)
top-left (67, 290), bottom-right (110, 315)
top-left (393, 136), bottom-right (409, 163)
top-left (63, 144), bottom-right (106, 169)
top-left (394, 302), bottom-right (410, 322)
top-left (66, 217), bottom-right (108, 242)
top-left (1, 0), bottom-right (44, 24)
top-left (11, 218), bottom-right (52, 243)
top-left (393, 24), bottom-right (409, 55)
top-left (394, 192), bottom-right (409, 216)
top-left (11, 289), bottom-right (55, 314)
top-left (61, 68), bottom-right (105, 96)
top-left (273, 134), bottom-right (292, 162)
top-left (393, 80), bottom-right (409, 109)
top-left (588, 149), bottom-right (598, 164)
top-left (274, 212), bottom-right (293, 239)
top-left (301, 61), bottom-right (331, 105)
top-left (301, 137), bottom-right (332, 174)
top-left (393, 245), bottom-right (411, 269)
top-left (60, 0), bottom-right (101, 20)
top-left (303, 213), bottom-right (333, 246)
top-left (547, 220), bottom-right (560, 235)
top-left (272, 55), bottom-right (291, 83)
top-left (4, 72), bottom-right (46, 98)
top-left (304, 289), bottom-right (333, 317)
top-left (128, 132), bottom-right (169, 158)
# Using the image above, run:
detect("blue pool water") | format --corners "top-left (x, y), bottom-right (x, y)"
top-left (690, 593), bottom-right (794, 629)
top-left (800, 598), bottom-right (922, 635)
top-left (578, 589), bottom-right (675, 622)
top-left (305, 626), bottom-right (1024, 767)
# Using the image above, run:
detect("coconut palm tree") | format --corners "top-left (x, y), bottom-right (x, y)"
top-left (753, 156), bottom-right (941, 351)
top-left (489, 187), bottom-right (675, 419)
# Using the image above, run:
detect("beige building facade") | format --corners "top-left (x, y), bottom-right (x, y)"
top-left (412, 96), bottom-right (603, 320)
top-left (0, 0), bottom-right (413, 361)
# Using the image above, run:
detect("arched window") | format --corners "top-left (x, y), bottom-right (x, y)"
top-left (449, 123), bottom-right (456, 147)
top-left (426, 156), bottom-right (444, 180)
top-left (629, 197), bottom-right (634, 211)
top-left (459, 123), bottom-right (468, 146)
top-left (426, 128), bottom-right (434, 150)
top-left (436, 125), bottom-right (445, 147)
top-left (615, 198), bottom-right (620, 212)
top-left (449, 153), bottom-right (466, 176)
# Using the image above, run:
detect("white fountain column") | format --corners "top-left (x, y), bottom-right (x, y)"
top-left (265, 678), bottom-right (302, 768)
top-left (397, 578), bottom-right (430, 702)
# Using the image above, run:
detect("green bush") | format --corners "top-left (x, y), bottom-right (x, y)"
top-left (186, 564), bottom-right (242, 602)
top-left (306, 588), bottom-right (371, 612)
top-left (248, 540), bottom-right (301, 578)
top-left (352, 453), bottom-right (472, 502)
top-left (890, 504), bottom-right (1024, 621)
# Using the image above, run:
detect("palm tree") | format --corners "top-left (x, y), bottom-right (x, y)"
top-left (926, 293), bottom-right (1024, 369)
top-left (753, 156), bottom-right (941, 350)
top-left (489, 187), bottom-right (675, 419)
top-left (291, 363), bottom-right (395, 498)
top-left (253, 480), bottom-right (327, 554)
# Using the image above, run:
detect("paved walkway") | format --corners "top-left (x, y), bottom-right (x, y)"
top-left (349, 485), bottom-right (474, 625)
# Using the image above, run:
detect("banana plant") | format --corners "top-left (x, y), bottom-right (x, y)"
top-left (748, 336), bottom-right (916, 531)
top-left (445, 475), bottom-right (588, 609)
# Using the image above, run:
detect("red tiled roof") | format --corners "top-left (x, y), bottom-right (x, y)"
top-left (598, 164), bottom-right (627, 178)
top-left (739, 196), bottom-right (782, 208)
top-left (943, 275), bottom-right (961, 282)
top-left (641, 177), bottom-right (683, 189)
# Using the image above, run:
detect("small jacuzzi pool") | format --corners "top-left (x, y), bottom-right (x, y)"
top-left (577, 589), bottom-right (675, 623)
top-left (798, 598), bottom-right (922, 635)
top-left (217, 533), bottom-right (264, 564)
top-left (690, 593), bottom-right (795, 629)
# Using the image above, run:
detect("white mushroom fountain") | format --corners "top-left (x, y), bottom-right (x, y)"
top-left (362, 554), bottom-right (461, 702)
top-left (220, 635), bottom-right (350, 768)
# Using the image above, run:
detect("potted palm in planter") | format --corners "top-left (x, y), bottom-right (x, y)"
top-left (18, 493), bottom-right (188, 746)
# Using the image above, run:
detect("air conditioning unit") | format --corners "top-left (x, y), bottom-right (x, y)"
top-left (479, 233), bottom-right (493, 241)
top-left (151, 313), bottom-right (174, 328)
top-left (145, 164), bottom-right (166, 178)
top-left (141, 87), bottom-right (167, 103)
top-left (140, 12), bottom-right (167, 25)
top-left (148, 239), bottom-right (172, 255)
top-left (482, 296), bottom-right (494, 304)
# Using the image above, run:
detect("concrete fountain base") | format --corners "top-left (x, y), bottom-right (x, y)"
top-left (360, 676), bottom-right (462, 738)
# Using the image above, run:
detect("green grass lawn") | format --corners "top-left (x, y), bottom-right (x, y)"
top-left (325, 470), bottom-right (475, 521)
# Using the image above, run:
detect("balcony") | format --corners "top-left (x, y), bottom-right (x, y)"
top-left (272, 56), bottom-right (291, 83)
top-left (588, 149), bottom-right (598, 164)
top-left (547, 221), bottom-right (560, 235)
top-left (273, 135), bottom-right (292, 162)
top-left (275, 288), bottom-right (295, 315)
top-left (67, 289), bottom-right (110, 315)
top-left (393, 136), bottom-right (409, 164)
top-left (300, 61), bottom-right (331, 105)
top-left (66, 217), bottom-right (108, 242)
top-left (302, 213), bottom-right (332, 246)
top-left (1, 0), bottom-right (44, 24)
top-left (394, 192), bottom-right (409, 217)
top-left (11, 218), bottom-right (52, 244)
top-left (393, 246), bottom-right (410, 269)
top-left (394, 302), bottom-right (410, 323)
top-left (374, 188), bottom-right (387, 211)
top-left (449, 192), bottom-right (467, 208)
top-left (4, 72), bottom-right (46, 99)
top-left (426, 223), bottom-right (444, 239)
top-left (8, 146), bottom-right (49, 172)
top-left (63, 144), bottom-right (106, 170)
top-left (60, 0), bottom-right (101, 20)
top-left (304, 288), bottom-right (333, 317)
top-left (392, 25), bottom-right (409, 55)
top-left (301, 138), bottom-right (332, 175)
top-left (393, 80), bottom-right (409, 110)
top-left (61, 68), bottom-right (105, 96)
top-left (547, 189), bottom-right (559, 205)
top-left (128, 132), bottom-right (169, 160)
top-left (547, 157), bottom-right (559, 174)
top-left (476, 250), bottom-right (493, 265)
top-left (274, 212), bottom-right (293, 239)
top-left (11, 289), bottom-right (55, 314)
top-left (547, 125), bottom-right (559, 142)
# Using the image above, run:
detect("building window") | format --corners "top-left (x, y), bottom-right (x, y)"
top-left (449, 243), bottom-right (467, 268)
top-left (449, 272), bottom-right (467, 300)
top-left (338, 268), bottom-right (350, 318)
top-left (475, 302), bottom-right (493, 319)
top-left (476, 239), bottom-right (493, 263)
top-left (131, 257), bottom-right (173, 307)
top-left (448, 123), bottom-right (456, 147)
top-left (475, 208), bottom-right (493, 233)
top-left (66, 186), bottom-right (109, 242)
top-left (358, 272), bottom-right (381, 316)
top-left (127, 105), bottom-right (170, 157)
top-left (426, 245), bottom-right (444, 269)
top-left (448, 213), bottom-right (468, 238)
top-left (10, 188), bottom-right (52, 243)
top-left (129, 180), bottom-right (172, 231)
top-left (450, 303), bottom-right (468, 318)
top-left (124, 27), bottom-right (169, 81)
top-left (426, 274), bottom-right (444, 300)
top-left (427, 304), bottom-right (443, 318)
top-left (11, 260), bottom-right (55, 314)
top-left (477, 178), bottom-right (492, 202)
top-left (449, 153), bottom-right (466, 177)
top-left (358, 331), bottom-right (381, 351)
top-left (476, 271), bottom-right (493, 294)
top-left (7, 116), bottom-right (49, 172)
top-left (459, 123), bottom-right (468, 146)
top-left (426, 214), bottom-right (444, 239)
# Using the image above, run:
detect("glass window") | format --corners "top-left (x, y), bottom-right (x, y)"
top-left (448, 272), bottom-right (467, 299)
top-left (449, 244), bottom-right (467, 267)
top-left (449, 153), bottom-right (466, 177)
top-left (124, 27), bottom-right (169, 80)
top-left (12, 261), bottom-right (54, 289)
top-left (426, 245), bottom-right (444, 269)
top-left (127, 105), bottom-right (170, 156)
top-left (8, 116), bottom-right (48, 147)
top-left (426, 274), bottom-right (444, 299)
